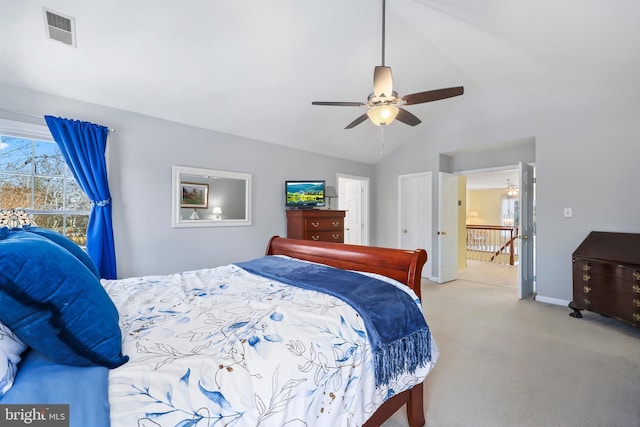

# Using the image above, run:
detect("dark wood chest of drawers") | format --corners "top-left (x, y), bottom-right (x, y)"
top-left (569, 231), bottom-right (640, 328)
top-left (286, 210), bottom-right (345, 243)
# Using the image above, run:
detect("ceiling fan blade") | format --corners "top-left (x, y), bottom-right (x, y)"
top-left (312, 101), bottom-right (362, 107)
top-left (402, 86), bottom-right (464, 105)
top-left (373, 66), bottom-right (393, 98)
top-left (395, 108), bottom-right (422, 126)
top-left (345, 113), bottom-right (369, 129)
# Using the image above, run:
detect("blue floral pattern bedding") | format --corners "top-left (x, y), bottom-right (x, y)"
top-left (102, 259), bottom-right (438, 427)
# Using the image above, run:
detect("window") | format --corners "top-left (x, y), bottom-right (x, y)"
top-left (501, 195), bottom-right (519, 228)
top-left (0, 133), bottom-right (90, 246)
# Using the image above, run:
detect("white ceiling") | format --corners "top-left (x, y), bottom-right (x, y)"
top-left (464, 169), bottom-right (518, 191)
top-left (1, 1), bottom-right (639, 164)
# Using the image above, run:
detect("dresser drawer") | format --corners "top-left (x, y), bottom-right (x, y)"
top-left (618, 304), bottom-right (640, 326)
top-left (305, 230), bottom-right (343, 242)
top-left (305, 217), bottom-right (343, 231)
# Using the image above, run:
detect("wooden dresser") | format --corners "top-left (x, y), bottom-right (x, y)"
top-left (286, 210), bottom-right (345, 243)
top-left (569, 231), bottom-right (640, 328)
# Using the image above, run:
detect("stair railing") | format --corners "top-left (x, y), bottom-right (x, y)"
top-left (466, 225), bottom-right (519, 265)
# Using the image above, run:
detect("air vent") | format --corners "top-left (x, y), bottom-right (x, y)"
top-left (42, 8), bottom-right (76, 47)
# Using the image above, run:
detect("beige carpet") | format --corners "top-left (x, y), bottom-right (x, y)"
top-left (456, 260), bottom-right (519, 289)
top-left (381, 261), bottom-right (640, 427)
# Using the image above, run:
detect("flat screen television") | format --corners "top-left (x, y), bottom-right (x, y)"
top-left (285, 180), bottom-right (326, 209)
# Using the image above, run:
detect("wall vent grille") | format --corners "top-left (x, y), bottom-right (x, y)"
top-left (43, 8), bottom-right (76, 47)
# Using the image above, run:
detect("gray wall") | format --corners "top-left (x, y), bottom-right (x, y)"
top-left (373, 88), bottom-right (640, 303)
top-left (0, 83), bottom-right (373, 278)
top-left (4, 81), bottom-right (639, 304)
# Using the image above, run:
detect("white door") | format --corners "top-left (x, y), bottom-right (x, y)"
top-left (437, 172), bottom-right (458, 283)
top-left (398, 172), bottom-right (432, 278)
top-left (518, 162), bottom-right (535, 299)
top-left (337, 175), bottom-right (368, 245)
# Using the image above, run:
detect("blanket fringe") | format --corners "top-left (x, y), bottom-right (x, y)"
top-left (374, 328), bottom-right (432, 387)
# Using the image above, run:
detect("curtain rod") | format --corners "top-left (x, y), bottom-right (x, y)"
top-left (0, 108), bottom-right (116, 132)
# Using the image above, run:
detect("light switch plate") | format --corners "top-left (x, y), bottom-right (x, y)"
top-left (563, 208), bottom-right (573, 217)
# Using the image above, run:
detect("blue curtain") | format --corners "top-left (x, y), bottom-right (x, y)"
top-left (44, 116), bottom-right (117, 279)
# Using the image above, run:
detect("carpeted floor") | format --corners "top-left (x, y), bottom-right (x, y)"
top-left (381, 261), bottom-right (640, 427)
top-left (456, 260), bottom-right (519, 289)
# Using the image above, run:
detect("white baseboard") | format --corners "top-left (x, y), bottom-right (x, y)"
top-left (535, 295), bottom-right (570, 307)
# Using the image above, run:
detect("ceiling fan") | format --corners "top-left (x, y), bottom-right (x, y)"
top-left (312, 0), bottom-right (463, 129)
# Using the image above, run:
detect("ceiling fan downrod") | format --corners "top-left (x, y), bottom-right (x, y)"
top-left (381, 0), bottom-right (386, 66)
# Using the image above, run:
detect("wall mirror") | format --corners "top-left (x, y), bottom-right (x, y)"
top-left (172, 165), bottom-right (252, 228)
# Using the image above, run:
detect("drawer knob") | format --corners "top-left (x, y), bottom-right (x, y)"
top-left (633, 313), bottom-right (640, 322)
top-left (331, 234), bottom-right (340, 240)
top-left (634, 284), bottom-right (640, 294)
top-left (582, 264), bottom-right (591, 271)
top-left (331, 221), bottom-right (340, 227)
top-left (311, 235), bottom-right (319, 241)
top-left (583, 286), bottom-right (592, 294)
top-left (311, 222), bottom-right (320, 228)
top-left (582, 273), bottom-right (591, 282)
top-left (634, 299), bottom-right (640, 308)
top-left (634, 271), bottom-right (640, 281)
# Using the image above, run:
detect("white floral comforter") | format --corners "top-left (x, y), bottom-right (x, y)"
top-left (102, 260), bottom-right (438, 427)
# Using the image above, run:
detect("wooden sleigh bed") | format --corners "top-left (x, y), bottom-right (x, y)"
top-left (0, 230), bottom-right (435, 427)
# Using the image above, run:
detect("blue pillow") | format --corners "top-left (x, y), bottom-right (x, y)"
top-left (0, 229), bottom-right (128, 368)
top-left (20, 226), bottom-right (100, 279)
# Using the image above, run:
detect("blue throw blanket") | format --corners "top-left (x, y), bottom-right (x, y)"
top-left (235, 256), bottom-right (432, 386)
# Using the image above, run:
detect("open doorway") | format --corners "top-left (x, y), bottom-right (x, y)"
top-left (337, 174), bottom-right (369, 246)
top-left (438, 137), bottom-right (536, 296)
top-left (462, 165), bottom-right (536, 294)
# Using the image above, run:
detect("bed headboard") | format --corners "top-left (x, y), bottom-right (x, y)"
top-left (265, 236), bottom-right (428, 299)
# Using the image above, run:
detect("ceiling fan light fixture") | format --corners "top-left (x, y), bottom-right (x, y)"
top-left (367, 105), bottom-right (399, 126)
top-left (506, 179), bottom-right (519, 197)
top-left (310, 0), bottom-right (463, 130)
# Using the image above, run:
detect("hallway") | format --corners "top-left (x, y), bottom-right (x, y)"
top-left (458, 259), bottom-right (518, 289)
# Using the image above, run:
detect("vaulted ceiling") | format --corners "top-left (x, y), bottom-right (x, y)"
top-left (1, 1), bottom-right (638, 164)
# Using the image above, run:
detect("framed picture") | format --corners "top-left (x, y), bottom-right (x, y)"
top-left (180, 182), bottom-right (209, 208)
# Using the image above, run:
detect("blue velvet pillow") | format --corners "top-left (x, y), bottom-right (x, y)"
top-left (0, 228), bottom-right (128, 368)
top-left (20, 226), bottom-right (100, 279)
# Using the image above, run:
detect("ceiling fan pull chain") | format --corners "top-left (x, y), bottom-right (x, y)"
top-left (380, 126), bottom-right (385, 157)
